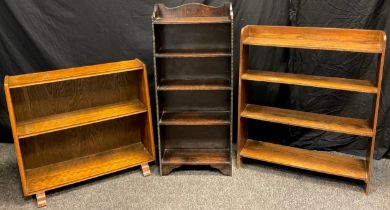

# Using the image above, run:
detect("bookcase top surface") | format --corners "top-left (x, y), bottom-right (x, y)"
top-left (242, 25), bottom-right (386, 53)
top-left (5, 59), bottom-right (144, 88)
top-left (152, 3), bottom-right (232, 23)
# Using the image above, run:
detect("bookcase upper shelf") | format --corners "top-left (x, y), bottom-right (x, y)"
top-left (242, 25), bottom-right (386, 53)
top-left (6, 60), bottom-right (144, 88)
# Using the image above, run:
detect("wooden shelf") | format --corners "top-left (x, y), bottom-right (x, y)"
top-left (158, 79), bottom-right (231, 91)
top-left (154, 17), bottom-right (230, 24)
top-left (241, 104), bottom-right (373, 137)
top-left (17, 101), bottom-right (147, 139)
top-left (160, 111), bottom-right (230, 125)
top-left (162, 149), bottom-right (230, 165)
top-left (6, 60), bottom-right (144, 88)
top-left (156, 49), bottom-right (231, 58)
top-left (242, 70), bottom-right (377, 94)
top-left (25, 143), bottom-right (153, 195)
top-left (240, 140), bottom-right (367, 180)
top-left (242, 26), bottom-right (385, 53)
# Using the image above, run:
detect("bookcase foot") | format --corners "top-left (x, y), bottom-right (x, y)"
top-left (211, 164), bottom-right (232, 176)
top-left (364, 181), bottom-right (371, 195)
top-left (141, 163), bottom-right (151, 176)
top-left (237, 156), bottom-right (242, 169)
top-left (161, 165), bottom-right (181, 175)
top-left (36, 192), bottom-right (47, 208)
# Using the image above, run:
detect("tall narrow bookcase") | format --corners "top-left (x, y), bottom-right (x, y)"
top-left (237, 26), bottom-right (386, 194)
top-left (152, 3), bottom-right (233, 175)
top-left (4, 59), bottom-right (155, 207)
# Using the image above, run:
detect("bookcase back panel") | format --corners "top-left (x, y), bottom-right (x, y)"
top-left (162, 125), bottom-right (229, 149)
top-left (159, 91), bottom-right (230, 111)
top-left (155, 24), bottom-right (230, 52)
top-left (10, 71), bottom-right (141, 122)
top-left (157, 57), bottom-right (230, 80)
top-left (20, 115), bottom-right (144, 169)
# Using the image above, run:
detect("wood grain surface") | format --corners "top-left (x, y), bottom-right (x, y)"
top-left (242, 25), bottom-right (386, 53)
top-left (4, 59), bottom-right (155, 200)
top-left (25, 143), bottom-right (153, 195)
top-left (237, 25), bottom-right (386, 193)
top-left (17, 101), bottom-right (146, 138)
top-left (6, 59), bottom-right (143, 88)
top-left (241, 104), bottom-right (373, 137)
top-left (242, 70), bottom-right (377, 93)
top-left (240, 139), bottom-right (367, 180)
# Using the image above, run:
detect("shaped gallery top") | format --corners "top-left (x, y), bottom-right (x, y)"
top-left (152, 3), bottom-right (232, 24)
top-left (241, 25), bottom-right (386, 53)
top-left (5, 59), bottom-right (144, 88)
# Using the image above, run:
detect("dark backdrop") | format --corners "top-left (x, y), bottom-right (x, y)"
top-left (0, 0), bottom-right (389, 159)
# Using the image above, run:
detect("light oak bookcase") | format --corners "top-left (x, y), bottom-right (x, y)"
top-left (4, 59), bottom-right (155, 207)
top-left (237, 25), bottom-right (386, 194)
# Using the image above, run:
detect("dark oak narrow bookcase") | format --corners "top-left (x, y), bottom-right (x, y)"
top-left (152, 3), bottom-right (233, 175)
top-left (4, 59), bottom-right (155, 207)
top-left (237, 26), bottom-right (386, 194)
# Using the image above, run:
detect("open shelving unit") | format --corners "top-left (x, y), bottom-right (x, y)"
top-left (237, 25), bottom-right (386, 194)
top-left (4, 59), bottom-right (155, 207)
top-left (152, 3), bottom-right (233, 175)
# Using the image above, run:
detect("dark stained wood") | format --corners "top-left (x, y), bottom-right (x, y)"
top-left (242, 70), bottom-right (377, 94)
top-left (157, 57), bottom-right (230, 82)
top-left (237, 25), bottom-right (386, 193)
top-left (160, 91), bottom-right (230, 112)
top-left (159, 111), bottom-right (230, 125)
top-left (153, 3), bottom-right (230, 18)
top-left (240, 140), bottom-right (367, 180)
top-left (161, 149), bottom-right (230, 175)
top-left (4, 59), bottom-right (155, 205)
top-left (155, 51), bottom-right (231, 58)
top-left (154, 17), bottom-right (230, 24)
top-left (154, 14), bottom-right (231, 55)
top-left (158, 79), bottom-right (231, 91)
top-left (161, 125), bottom-right (229, 149)
top-left (153, 2), bottom-right (233, 176)
top-left (241, 104), bottom-right (373, 137)
top-left (162, 149), bottom-right (229, 164)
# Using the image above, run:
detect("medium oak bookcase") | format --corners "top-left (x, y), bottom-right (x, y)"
top-left (4, 59), bottom-right (155, 207)
top-left (152, 3), bottom-right (233, 175)
top-left (237, 25), bottom-right (386, 194)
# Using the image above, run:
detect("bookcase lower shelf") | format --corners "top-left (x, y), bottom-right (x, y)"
top-left (240, 139), bottom-right (367, 181)
top-left (161, 149), bottom-right (231, 175)
top-left (25, 142), bottom-right (153, 195)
